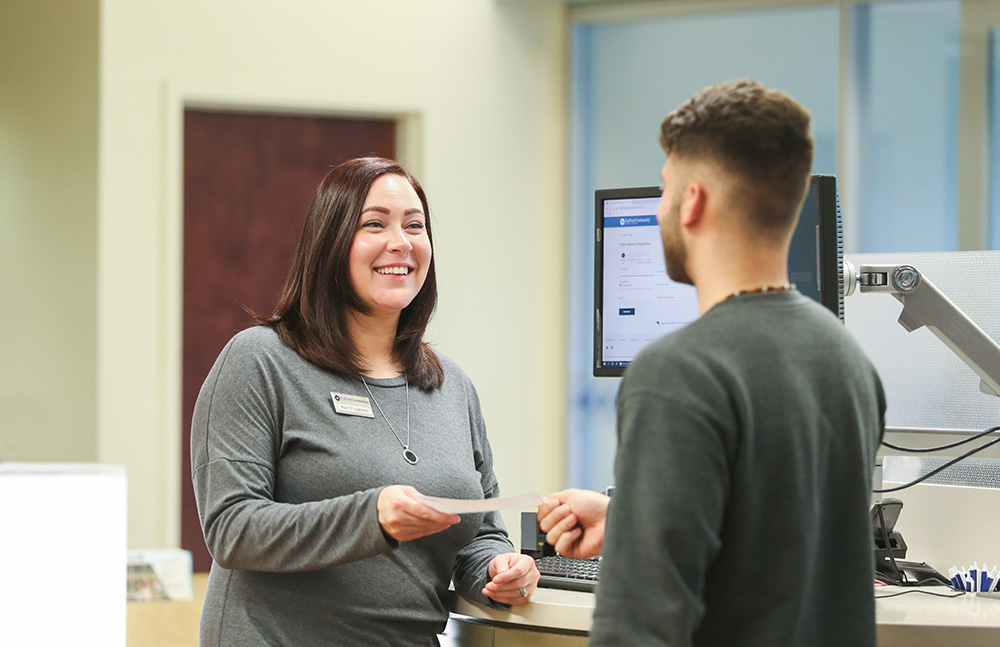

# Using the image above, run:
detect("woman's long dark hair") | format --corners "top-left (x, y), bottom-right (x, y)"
top-left (255, 157), bottom-right (444, 389)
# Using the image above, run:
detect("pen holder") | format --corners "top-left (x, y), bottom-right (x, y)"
top-left (948, 562), bottom-right (999, 592)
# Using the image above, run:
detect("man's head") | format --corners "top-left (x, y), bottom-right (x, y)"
top-left (655, 80), bottom-right (814, 283)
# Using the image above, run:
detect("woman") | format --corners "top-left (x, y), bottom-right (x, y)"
top-left (191, 157), bottom-right (539, 646)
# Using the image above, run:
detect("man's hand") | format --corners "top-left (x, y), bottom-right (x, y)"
top-left (483, 553), bottom-right (540, 606)
top-left (537, 488), bottom-right (609, 560)
top-left (376, 485), bottom-right (461, 542)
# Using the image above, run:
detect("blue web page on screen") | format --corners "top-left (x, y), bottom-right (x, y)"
top-left (602, 197), bottom-right (699, 367)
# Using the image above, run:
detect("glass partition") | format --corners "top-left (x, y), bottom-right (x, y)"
top-left (850, 0), bottom-right (961, 253)
top-left (991, 28), bottom-right (1000, 249)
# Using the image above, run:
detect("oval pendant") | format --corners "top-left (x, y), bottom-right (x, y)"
top-left (403, 449), bottom-right (418, 465)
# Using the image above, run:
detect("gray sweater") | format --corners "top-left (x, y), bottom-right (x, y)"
top-left (590, 290), bottom-right (885, 647)
top-left (191, 326), bottom-right (513, 646)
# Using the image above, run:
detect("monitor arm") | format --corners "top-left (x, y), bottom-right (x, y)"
top-left (844, 262), bottom-right (1000, 397)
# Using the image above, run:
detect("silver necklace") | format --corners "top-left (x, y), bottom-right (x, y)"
top-left (360, 374), bottom-right (417, 465)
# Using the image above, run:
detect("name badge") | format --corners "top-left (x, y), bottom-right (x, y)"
top-left (331, 392), bottom-right (374, 418)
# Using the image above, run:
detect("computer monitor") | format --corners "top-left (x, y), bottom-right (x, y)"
top-left (593, 174), bottom-right (843, 377)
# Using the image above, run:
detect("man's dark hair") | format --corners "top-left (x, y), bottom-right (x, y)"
top-left (255, 157), bottom-right (443, 389)
top-left (659, 79), bottom-right (814, 232)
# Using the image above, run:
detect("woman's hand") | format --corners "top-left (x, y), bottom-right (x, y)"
top-left (377, 485), bottom-right (460, 542)
top-left (482, 552), bottom-right (540, 606)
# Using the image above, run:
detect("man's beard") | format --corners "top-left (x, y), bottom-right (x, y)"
top-left (661, 196), bottom-right (693, 286)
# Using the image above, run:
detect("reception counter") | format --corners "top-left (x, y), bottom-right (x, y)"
top-left (448, 587), bottom-right (591, 646)
top-left (126, 574), bottom-right (1000, 646)
top-left (448, 585), bottom-right (1000, 647)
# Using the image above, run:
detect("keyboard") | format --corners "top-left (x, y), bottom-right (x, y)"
top-left (535, 554), bottom-right (601, 592)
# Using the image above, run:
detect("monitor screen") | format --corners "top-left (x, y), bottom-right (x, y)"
top-left (593, 174), bottom-right (843, 377)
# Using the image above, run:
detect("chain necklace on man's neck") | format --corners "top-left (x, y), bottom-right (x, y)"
top-left (723, 283), bottom-right (795, 303)
top-left (361, 374), bottom-right (417, 465)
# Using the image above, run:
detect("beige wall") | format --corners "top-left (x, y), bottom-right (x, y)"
top-left (94, 0), bottom-right (568, 547)
top-left (0, 1), bottom-right (100, 462)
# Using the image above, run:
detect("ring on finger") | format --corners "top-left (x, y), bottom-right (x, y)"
top-left (518, 586), bottom-right (528, 598)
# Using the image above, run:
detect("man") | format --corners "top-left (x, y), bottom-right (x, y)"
top-left (539, 80), bottom-right (885, 646)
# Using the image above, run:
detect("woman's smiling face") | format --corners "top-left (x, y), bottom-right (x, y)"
top-left (348, 173), bottom-right (432, 318)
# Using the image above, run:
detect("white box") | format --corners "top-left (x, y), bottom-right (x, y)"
top-left (0, 463), bottom-right (127, 647)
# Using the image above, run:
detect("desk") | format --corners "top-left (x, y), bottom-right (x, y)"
top-left (875, 586), bottom-right (1000, 647)
top-left (449, 585), bottom-right (1000, 646)
top-left (126, 573), bottom-right (207, 647)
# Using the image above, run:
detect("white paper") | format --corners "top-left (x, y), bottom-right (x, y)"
top-left (416, 492), bottom-right (544, 515)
